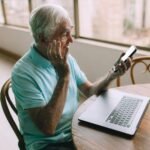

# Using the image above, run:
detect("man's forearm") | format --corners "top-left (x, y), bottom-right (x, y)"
top-left (89, 71), bottom-right (113, 96)
top-left (32, 76), bottom-right (70, 135)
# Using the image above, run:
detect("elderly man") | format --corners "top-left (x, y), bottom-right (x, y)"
top-left (11, 4), bottom-right (131, 150)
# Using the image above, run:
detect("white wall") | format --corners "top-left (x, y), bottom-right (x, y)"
top-left (0, 25), bottom-right (33, 55)
top-left (0, 25), bottom-right (150, 86)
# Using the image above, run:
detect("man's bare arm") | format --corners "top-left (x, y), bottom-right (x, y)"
top-left (79, 71), bottom-right (113, 97)
top-left (79, 56), bottom-right (131, 97)
top-left (27, 41), bottom-right (70, 135)
top-left (27, 75), bottom-right (69, 135)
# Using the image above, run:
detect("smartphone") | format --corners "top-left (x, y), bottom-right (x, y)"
top-left (121, 45), bottom-right (137, 62)
top-left (112, 45), bottom-right (137, 72)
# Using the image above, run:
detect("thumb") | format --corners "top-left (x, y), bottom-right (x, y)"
top-left (114, 52), bottom-right (125, 66)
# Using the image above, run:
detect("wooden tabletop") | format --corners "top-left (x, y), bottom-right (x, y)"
top-left (72, 84), bottom-right (150, 150)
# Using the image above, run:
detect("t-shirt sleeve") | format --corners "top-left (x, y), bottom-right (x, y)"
top-left (69, 55), bottom-right (88, 87)
top-left (11, 73), bottom-right (46, 110)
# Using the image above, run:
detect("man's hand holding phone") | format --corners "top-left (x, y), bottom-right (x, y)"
top-left (109, 45), bottom-right (137, 80)
top-left (47, 40), bottom-right (70, 78)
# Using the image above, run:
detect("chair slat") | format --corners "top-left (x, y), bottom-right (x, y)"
top-left (116, 56), bottom-right (150, 86)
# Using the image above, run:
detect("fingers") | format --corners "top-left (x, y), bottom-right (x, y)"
top-left (121, 57), bottom-right (132, 71)
top-left (51, 40), bottom-right (57, 58)
top-left (46, 40), bottom-right (70, 65)
top-left (47, 43), bottom-right (52, 60)
top-left (121, 60), bottom-right (128, 71)
top-left (115, 57), bottom-right (132, 76)
top-left (114, 52), bottom-right (125, 66)
top-left (58, 41), bottom-right (63, 59)
top-left (47, 40), bottom-right (62, 60)
top-left (47, 40), bottom-right (56, 60)
top-left (64, 46), bottom-right (69, 61)
top-left (125, 57), bottom-right (132, 69)
top-left (110, 54), bottom-right (133, 80)
top-left (115, 63), bottom-right (125, 76)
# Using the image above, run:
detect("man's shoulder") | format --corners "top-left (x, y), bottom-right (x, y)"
top-left (68, 54), bottom-right (79, 67)
top-left (68, 54), bottom-right (76, 63)
top-left (12, 50), bottom-right (34, 77)
top-left (14, 55), bottom-right (29, 68)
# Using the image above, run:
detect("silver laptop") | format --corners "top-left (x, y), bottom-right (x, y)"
top-left (78, 89), bottom-right (149, 136)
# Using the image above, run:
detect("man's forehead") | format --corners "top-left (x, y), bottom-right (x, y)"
top-left (63, 26), bottom-right (73, 32)
top-left (53, 20), bottom-right (73, 38)
top-left (58, 22), bottom-right (73, 33)
top-left (60, 21), bottom-right (73, 30)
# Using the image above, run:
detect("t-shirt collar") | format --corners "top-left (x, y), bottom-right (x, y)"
top-left (30, 44), bottom-right (52, 68)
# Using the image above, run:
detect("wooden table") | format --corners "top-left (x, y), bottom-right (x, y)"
top-left (72, 84), bottom-right (150, 150)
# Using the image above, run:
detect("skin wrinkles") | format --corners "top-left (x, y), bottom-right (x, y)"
top-left (26, 6), bottom-right (132, 137)
top-left (27, 19), bottom-right (74, 135)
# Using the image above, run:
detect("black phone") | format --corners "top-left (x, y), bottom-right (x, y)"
top-left (121, 45), bottom-right (137, 62)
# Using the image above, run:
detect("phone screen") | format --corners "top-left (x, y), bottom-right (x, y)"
top-left (121, 46), bottom-right (137, 62)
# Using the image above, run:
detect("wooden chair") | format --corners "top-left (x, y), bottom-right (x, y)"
top-left (116, 56), bottom-right (150, 86)
top-left (0, 79), bottom-right (26, 150)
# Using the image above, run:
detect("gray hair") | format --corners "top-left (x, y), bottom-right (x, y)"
top-left (29, 4), bottom-right (71, 44)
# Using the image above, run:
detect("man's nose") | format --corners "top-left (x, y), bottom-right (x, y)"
top-left (68, 34), bottom-right (73, 43)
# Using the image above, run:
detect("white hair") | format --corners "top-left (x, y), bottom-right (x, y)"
top-left (29, 4), bottom-right (71, 44)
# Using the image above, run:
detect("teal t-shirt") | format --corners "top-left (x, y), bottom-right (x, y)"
top-left (11, 45), bottom-right (87, 150)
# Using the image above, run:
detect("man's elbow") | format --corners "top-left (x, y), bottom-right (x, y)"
top-left (40, 125), bottom-right (57, 136)
top-left (37, 121), bottom-right (57, 136)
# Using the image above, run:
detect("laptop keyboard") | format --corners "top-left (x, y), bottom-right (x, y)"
top-left (106, 96), bottom-right (142, 128)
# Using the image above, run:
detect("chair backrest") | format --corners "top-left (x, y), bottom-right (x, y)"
top-left (0, 79), bottom-right (26, 150)
top-left (116, 56), bottom-right (150, 86)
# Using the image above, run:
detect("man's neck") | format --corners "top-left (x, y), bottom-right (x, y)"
top-left (33, 44), bottom-right (49, 60)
